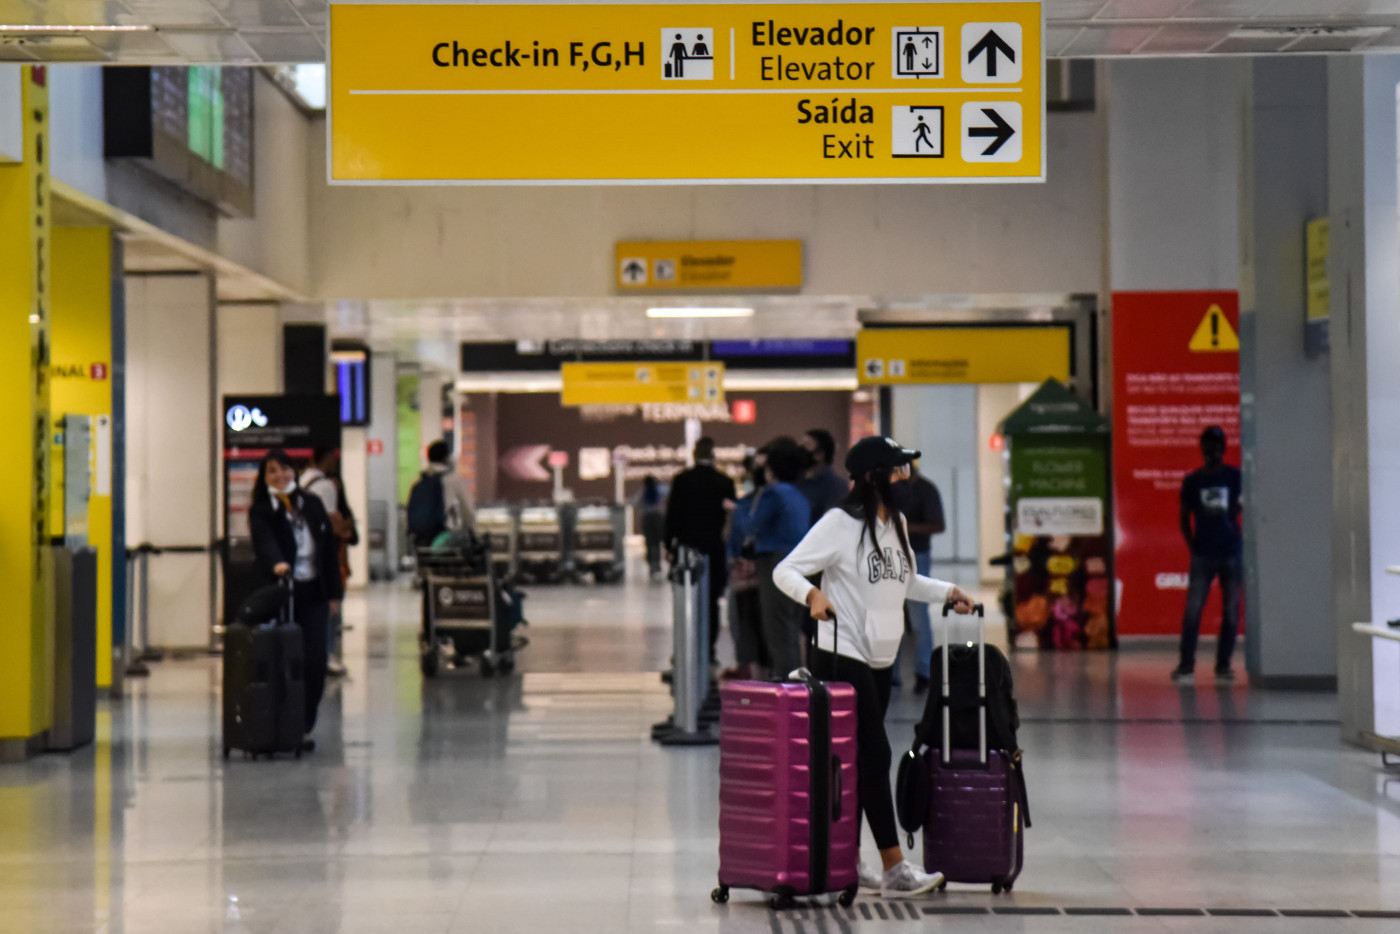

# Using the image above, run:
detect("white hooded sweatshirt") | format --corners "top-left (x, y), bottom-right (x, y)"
top-left (773, 507), bottom-right (954, 669)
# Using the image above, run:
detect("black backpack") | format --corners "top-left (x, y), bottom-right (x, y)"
top-left (896, 643), bottom-right (1024, 846)
top-left (914, 644), bottom-right (1020, 754)
top-left (406, 471), bottom-right (447, 542)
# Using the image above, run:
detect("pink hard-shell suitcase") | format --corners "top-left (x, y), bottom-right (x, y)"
top-left (712, 674), bottom-right (860, 910)
top-left (922, 604), bottom-right (1028, 893)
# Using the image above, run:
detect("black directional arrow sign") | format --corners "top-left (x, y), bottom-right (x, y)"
top-left (968, 108), bottom-right (1015, 156)
top-left (622, 260), bottom-right (646, 282)
top-left (968, 29), bottom-right (1015, 78)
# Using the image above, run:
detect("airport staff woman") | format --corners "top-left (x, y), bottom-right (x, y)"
top-left (249, 448), bottom-right (344, 753)
top-left (774, 436), bottom-right (975, 898)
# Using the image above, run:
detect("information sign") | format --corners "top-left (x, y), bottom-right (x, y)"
top-left (329, 2), bottom-right (1043, 183)
top-left (616, 240), bottom-right (802, 290)
top-left (561, 361), bottom-right (725, 405)
top-left (856, 326), bottom-right (1068, 385)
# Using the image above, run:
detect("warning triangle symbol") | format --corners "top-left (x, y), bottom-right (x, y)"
top-left (1188, 303), bottom-right (1240, 352)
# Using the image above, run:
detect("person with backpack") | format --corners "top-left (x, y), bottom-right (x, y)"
top-left (408, 441), bottom-right (476, 545)
top-left (773, 436), bottom-right (975, 897)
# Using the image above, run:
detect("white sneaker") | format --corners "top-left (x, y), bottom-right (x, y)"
top-left (858, 861), bottom-right (883, 891)
top-left (880, 860), bottom-right (946, 898)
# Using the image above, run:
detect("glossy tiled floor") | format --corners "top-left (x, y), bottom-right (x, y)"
top-left (2, 563), bottom-right (1398, 933)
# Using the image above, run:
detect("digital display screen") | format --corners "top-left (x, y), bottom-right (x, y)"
top-left (104, 66), bottom-right (253, 217)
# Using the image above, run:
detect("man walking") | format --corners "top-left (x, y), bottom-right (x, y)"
top-left (665, 437), bottom-right (737, 662)
top-left (892, 462), bottom-right (946, 692)
top-left (1171, 426), bottom-right (1243, 684)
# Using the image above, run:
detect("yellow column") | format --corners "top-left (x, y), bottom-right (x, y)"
top-left (0, 65), bottom-right (53, 755)
top-left (51, 227), bottom-right (114, 688)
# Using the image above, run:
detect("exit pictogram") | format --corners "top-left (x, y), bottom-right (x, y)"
top-left (1188, 303), bottom-right (1239, 352)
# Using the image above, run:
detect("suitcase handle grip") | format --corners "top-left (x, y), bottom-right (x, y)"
top-left (831, 755), bottom-right (843, 822)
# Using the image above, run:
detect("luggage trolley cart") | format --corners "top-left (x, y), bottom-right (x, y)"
top-left (573, 502), bottom-right (625, 583)
top-left (418, 547), bottom-right (517, 678)
top-left (517, 505), bottom-right (565, 583)
top-left (475, 504), bottom-right (518, 579)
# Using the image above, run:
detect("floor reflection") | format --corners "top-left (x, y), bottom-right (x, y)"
top-left (0, 570), bottom-right (1392, 933)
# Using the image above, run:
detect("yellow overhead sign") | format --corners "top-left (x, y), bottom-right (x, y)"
top-left (616, 240), bottom-right (802, 290)
top-left (857, 327), bottom-right (1068, 384)
top-left (561, 361), bottom-right (725, 405)
top-left (329, 2), bottom-right (1043, 183)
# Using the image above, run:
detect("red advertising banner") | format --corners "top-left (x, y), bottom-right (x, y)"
top-left (1112, 291), bottom-right (1240, 636)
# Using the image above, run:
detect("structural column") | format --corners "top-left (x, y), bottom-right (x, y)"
top-left (0, 65), bottom-right (52, 760)
top-left (1237, 57), bottom-right (1334, 688)
top-left (1327, 55), bottom-right (1400, 744)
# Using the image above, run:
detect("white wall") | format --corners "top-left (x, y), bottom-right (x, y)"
top-left (217, 304), bottom-right (282, 395)
top-left (977, 385), bottom-right (1024, 583)
top-left (308, 110), bottom-right (1104, 300)
top-left (48, 65), bottom-right (107, 202)
top-left (0, 65), bottom-right (21, 164)
top-left (1107, 58), bottom-right (1245, 291)
top-left (218, 74), bottom-right (312, 296)
top-left (892, 384), bottom-right (978, 563)
top-left (125, 274), bottom-right (216, 649)
top-left (341, 427), bottom-right (370, 587)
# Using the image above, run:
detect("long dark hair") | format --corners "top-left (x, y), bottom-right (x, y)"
top-left (252, 448), bottom-right (297, 505)
top-left (843, 466), bottom-right (912, 565)
top-left (642, 475), bottom-right (660, 506)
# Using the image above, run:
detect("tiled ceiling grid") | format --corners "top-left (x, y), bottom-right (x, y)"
top-left (3, 1), bottom-right (1400, 62)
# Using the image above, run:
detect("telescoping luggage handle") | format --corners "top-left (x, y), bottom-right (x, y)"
top-left (283, 573), bottom-right (295, 624)
top-left (939, 601), bottom-right (987, 768)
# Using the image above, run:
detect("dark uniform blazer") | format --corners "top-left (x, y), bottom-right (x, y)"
top-left (248, 489), bottom-right (344, 602)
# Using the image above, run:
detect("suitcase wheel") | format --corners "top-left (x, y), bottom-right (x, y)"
top-left (222, 746), bottom-right (230, 761)
top-left (710, 886), bottom-right (729, 905)
top-left (480, 656), bottom-right (496, 677)
top-left (838, 886), bottom-right (857, 907)
top-left (992, 881), bottom-right (1012, 895)
top-left (769, 894), bottom-right (794, 911)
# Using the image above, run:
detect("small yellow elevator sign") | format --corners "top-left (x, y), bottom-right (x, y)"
top-left (329, 2), bottom-right (1043, 184)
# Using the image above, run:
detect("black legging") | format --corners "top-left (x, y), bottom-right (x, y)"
top-left (811, 647), bottom-right (899, 851)
top-left (294, 581), bottom-right (330, 734)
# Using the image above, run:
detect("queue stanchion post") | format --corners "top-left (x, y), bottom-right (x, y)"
top-left (654, 546), bottom-right (718, 747)
top-left (124, 545), bottom-right (152, 677)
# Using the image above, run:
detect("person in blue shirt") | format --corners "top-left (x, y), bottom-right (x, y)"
top-left (723, 451), bottom-right (767, 680)
top-left (1172, 426), bottom-right (1244, 684)
top-left (750, 437), bottom-right (814, 677)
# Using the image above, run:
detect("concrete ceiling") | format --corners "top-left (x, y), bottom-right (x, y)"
top-left (1, 1), bottom-right (1400, 63)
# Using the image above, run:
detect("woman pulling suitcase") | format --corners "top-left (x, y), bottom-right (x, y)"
top-left (774, 436), bottom-right (975, 897)
top-left (249, 448), bottom-right (344, 753)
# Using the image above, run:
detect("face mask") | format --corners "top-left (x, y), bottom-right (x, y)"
top-left (273, 478), bottom-right (297, 496)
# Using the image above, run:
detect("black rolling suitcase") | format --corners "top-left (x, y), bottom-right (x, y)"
top-left (223, 578), bottom-right (306, 760)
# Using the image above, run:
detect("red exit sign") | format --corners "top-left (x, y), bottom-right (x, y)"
top-left (367, 439), bottom-right (384, 455)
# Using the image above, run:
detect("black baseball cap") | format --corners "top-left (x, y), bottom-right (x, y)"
top-left (845, 436), bottom-right (921, 475)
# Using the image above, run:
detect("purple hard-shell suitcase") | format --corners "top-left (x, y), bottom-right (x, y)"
top-left (922, 604), bottom-right (1026, 893)
top-left (713, 676), bottom-right (860, 909)
top-left (923, 748), bottom-right (1024, 891)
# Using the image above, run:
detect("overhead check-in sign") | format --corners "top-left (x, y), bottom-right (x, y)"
top-left (329, 2), bottom-right (1043, 184)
